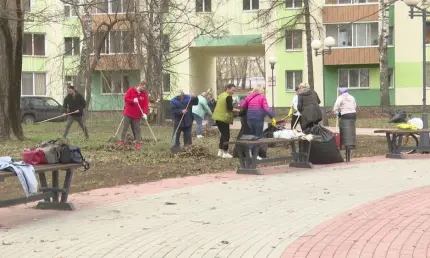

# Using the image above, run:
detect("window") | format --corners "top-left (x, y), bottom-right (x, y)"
top-left (23, 33), bottom-right (45, 56)
top-left (45, 98), bottom-right (61, 108)
top-left (426, 22), bottom-right (430, 44)
top-left (285, 0), bottom-right (302, 8)
top-left (21, 73), bottom-right (46, 96)
top-left (29, 98), bottom-right (45, 108)
top-left (23, 0), bottom-right (31, 12)
top-left (338, 69), bottom-right (369, 88)
top-left (64, 5), bottom-right (78, 17)
top-left (388, 68), bottom-right (394, 88)
top-left (285, 71), bottom-right (303, 91)
top-left (65, 75), bottom-right (80, 88)
top-left (243, 0), bottom-right (259, 10)
top-left (388, 26), bottom-right (394, 45)
top-left (285, 30), bottom-right (302, 50)
top-left (65, 37), bottom-right (80, 55)
top-left (326, 23), bottom-right (378, 47)
top-left (196, 0), bottom-right (211, 12)
top-left (163, 73), bottom-right (171, 92)
top-left (101, 71), bottom-right (137, 94)
top-left (92, 0), bottom-right (135, 14)
top-left (94, 31), bottom-right (134, 54)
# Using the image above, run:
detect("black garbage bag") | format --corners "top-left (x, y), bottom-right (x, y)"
top-left (389, 109), bottom-right (407, 123)
top-left (306, 125), bottom-right (343, 164)
top-left (233, 115), bottom-right (267, 158)
top-left (263, 124), bottom-right (287, 148)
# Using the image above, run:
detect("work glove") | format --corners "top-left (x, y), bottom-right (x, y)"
top-left (142, 114), bottom-right (147, 120)
top-left (271, 118), bottom-right (276, 127)
top-left (133, 98), bottom-right (138, 103)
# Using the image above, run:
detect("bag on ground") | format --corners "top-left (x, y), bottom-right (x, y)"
top-left (389, 110), bottom-right (407, 123)
top-left (306, 125), bottom-right (343, 164)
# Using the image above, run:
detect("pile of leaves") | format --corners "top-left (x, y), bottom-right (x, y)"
top-left (173, 145), bottom-right (213, 158)
top-left (103, 134), bottom-right (136, 152)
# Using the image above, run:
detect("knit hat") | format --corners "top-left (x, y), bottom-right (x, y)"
top-left (174, 88), bottom-right (184, 97)
top-left (338, 87), bottom-right (348, 95)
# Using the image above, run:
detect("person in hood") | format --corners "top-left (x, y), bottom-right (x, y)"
top-left (297, 82), bottom-right (322, 131)
top-left (240, 86), bottom-right (276, 160)
top-left (192, 92), bottom-right (212, 138)
top-left (171, 89), bottom-right (199, 148)
top-left (63, 86), bottom-right (89, 139)
top-left (120, 80), bottom-right (149, 150)
top-left (333, 87), bottom-right (357, 121)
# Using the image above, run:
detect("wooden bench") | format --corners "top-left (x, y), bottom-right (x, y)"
top-left (0, 163), bottom-right (83, 210)
top-left (374, 129), bottom-right (430, 159)
top-left (228, 138), bottom-right (315, 175)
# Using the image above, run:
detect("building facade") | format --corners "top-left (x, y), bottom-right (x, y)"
top-left (21, 0), bottom-right (429, 110)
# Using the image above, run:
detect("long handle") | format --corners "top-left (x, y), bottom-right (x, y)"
top-left (137, 103), bottom-right (157, 142)
top-left (38, 110), bottom-right (79, 123)
top-left (115, 117), bottom-right (124, 136)
top-left (292, 114), bottom-right (301, 131)
top-left (172, 98), bottom-right (192, 139)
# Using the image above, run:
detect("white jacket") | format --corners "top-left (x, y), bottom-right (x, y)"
top-left (333, 93), bottom-right (357, 115)
top-left (291, 95), bottom-right (300, 116)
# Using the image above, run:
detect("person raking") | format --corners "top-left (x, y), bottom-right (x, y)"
top-left (171, 89), bottom-right (199, 149)
top-left (63, 86), bottom-right (89, 140)
top-left (120, 80), bottom-right (149, 150)
top-left (192, 92), bottom-right (212, 138)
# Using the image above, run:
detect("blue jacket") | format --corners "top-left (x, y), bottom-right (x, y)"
top-left (171, 95), bottom-right (199, 128)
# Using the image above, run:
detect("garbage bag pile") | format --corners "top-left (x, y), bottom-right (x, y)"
top-left (305, 125), bottom-right (344, 164)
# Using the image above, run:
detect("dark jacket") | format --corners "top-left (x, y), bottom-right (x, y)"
top-left (63, 92), bottom-right (86, 117)
top-left (171, 94), bottom-right (199, 128)
top-left (297, 88), bottom-right (322, 128)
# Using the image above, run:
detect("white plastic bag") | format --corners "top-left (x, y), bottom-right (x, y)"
top-left (273, 129), bottom-right (298, 139)
top-left (408, 118), bottom-right (423, 130)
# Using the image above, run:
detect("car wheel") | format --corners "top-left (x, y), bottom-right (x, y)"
top-left (22, 115), bottom-right (35, 124)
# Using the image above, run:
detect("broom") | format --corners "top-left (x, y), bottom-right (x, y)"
top-left (170, 98), bottom-right (192, 153)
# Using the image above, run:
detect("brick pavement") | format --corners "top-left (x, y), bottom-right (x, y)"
top-left (1, 158), bottom-right (430, 257)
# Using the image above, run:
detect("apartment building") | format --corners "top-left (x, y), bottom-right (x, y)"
top-left (21, 0), bottom-right (429, 110)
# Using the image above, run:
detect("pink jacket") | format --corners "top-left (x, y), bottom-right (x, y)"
top-left (241, 93), bottom-right (274, 121)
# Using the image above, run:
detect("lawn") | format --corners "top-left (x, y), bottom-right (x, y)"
top-left (0, 114), bottom-right (388, 200)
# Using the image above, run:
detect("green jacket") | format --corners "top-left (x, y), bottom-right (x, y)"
top-left (212, 92), bottom-right (234, 124)
top-left (192, 95), bottom-right (212, 119)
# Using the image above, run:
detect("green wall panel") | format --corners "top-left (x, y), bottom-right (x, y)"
top-left (194, 35), bottom-right (262, 47)
top-left (324, 66), bottom-right (395, 106)
top-left (22, 57), bottom-right (46, 72)
top-left (395, 62), bottom-right (422, 88)
top-left (389, 6), bottom-right (395, 26)
top-left (90, 71), bottom-right (140, 111)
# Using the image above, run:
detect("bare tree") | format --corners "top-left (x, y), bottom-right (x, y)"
top-left (0, 0), bottom-right (25, 141)
top-left (379, 0), bottom-right (390, 109)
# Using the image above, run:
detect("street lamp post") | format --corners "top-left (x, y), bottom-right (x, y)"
top-left (269, 57), bottom-right (276, 110)
top-left (403, 0), bottom-right (430, 148)
top-left (311, 36), bottom-right (336, 126)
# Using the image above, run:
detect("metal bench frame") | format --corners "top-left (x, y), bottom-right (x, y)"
top-left (0, 164), bottom-right (82, 210)
top-left (374, 129), bottom-right (430, 159)
top-left (230, 138), bottom-right (314, 175)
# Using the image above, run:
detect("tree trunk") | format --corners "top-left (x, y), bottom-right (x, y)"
top-left (0, 0), bottom-right (24, 141)
top-left (379, 0), bottom-right (390, 109)
top-left (303, 0), bottom-right (315, 89)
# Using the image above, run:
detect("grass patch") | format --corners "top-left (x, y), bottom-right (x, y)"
top-left (0, 116), bottom-right (388, 199)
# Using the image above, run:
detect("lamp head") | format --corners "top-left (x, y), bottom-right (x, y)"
top-left (324, 36), bottom-right (336, 48)
top-left (311, 39), bottom-right (322, 50)
top-left (403, 0), bottom-right (421, 6)
top-left (268, 57), bottom-right (276, 65)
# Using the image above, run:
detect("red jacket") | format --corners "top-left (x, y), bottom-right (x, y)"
top-left (123, 87), bottom-right (149, 119)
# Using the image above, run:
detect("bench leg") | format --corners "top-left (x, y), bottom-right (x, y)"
top-left (36, 169), bottom-right (75, 211)
top-left (289, 141), bottom-right (313, 169)
top-left (385, 133), bottom-right (404, 159)
top-left (37, 172), bottom-right (51, 202)
top-left (236, 145), bottom-right (262, 175)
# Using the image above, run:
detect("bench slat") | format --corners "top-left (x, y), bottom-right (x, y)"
top-left (229, 138), bottom-right (302, 145)
top-left (374, 129), bottom-right (430, 134)
top-left (0, 163), bottom-right (83, 179)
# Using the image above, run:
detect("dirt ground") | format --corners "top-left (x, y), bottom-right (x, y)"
top-left (0, 115), bottom-right (389, 200)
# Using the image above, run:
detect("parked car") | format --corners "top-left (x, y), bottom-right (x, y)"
top-left (20, 96), bottom-right (65, 124)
